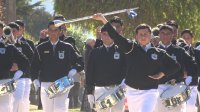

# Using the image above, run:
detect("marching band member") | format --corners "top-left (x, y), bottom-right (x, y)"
top-left (0, 22), bottom-right (29, 112)
top-left (155, 25), bottom-right (198, 112)
top-left (8, 20), bottom-right (35, 112)
top-left (31, 20), bottom-right (83, 112)
top-left (181, 29), bottom-right (200, 112)
top-left (53, 15), bottom-right (84, 108)
top-left (92, 13), bottom-right (180, 112)
top-left (86, 25), bottom-right (126, 112)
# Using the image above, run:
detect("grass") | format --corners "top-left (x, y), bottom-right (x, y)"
top-left (30, 105), bottom-right (80, 112)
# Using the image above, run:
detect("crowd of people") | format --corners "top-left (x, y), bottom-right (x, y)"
top-left (0, 13), bottom-right (200, 112)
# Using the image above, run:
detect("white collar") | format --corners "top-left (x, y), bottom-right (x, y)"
top-left (104, 42), bottom-right (114, 48)
top-left (0, 37), bottom-right (4, 43)
top-left (160, 42), bottom-right (172, 49)
top-left (141, 43), bottom-right (152, 52)
top-left (50, 40), bottom-right (59, 45)
top-left (17, 36), bottom-right (23, 42)
top-left (196, 45), bottom-right (200, 51)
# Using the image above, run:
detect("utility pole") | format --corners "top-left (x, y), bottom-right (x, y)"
top-left (0, 0), bottom-right (16, 23)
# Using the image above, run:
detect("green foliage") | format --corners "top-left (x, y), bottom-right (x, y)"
top-left (54, 0), bottom-right (200, 41)
top-left (67, 25), bottom-right (91, 54)
top-left (16, 0), bottom-right (52, 41)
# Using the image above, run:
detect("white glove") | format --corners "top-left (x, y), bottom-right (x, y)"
top-left (13, 70), bottom-right (23, 80)
top-left (68, 69), bottom-right (77, 78)
top-left (87, 94), bottom-right (95, 108)
top-left (185, 76), bottom-right (192, 85)
top-left (33, 79), bottom-right (40, 92)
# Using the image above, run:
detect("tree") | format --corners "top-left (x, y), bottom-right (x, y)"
top-left (54, 0), bottom-right (200, 41)
top-left (16, 0), bottom-right (52, 41)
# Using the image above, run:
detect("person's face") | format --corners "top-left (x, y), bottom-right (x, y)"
top-left (17, 26), bottom-right (24, 37)
top-left (111, 22), bottom-right (123, 35)
top-left (48, 25), bottom-right (61, 40)
top-left (159, 29), bottom-right (173, 45)
top-left (11, 28), bottom-right (19, 38)
top-left (88, 40), bottom-right (96, 48)
top-left (135, 28), bottom-right (151, 46)
top-left (101, 31), bottom-right (113, 45)
top-left (182, 33), bottom-right (192, 45)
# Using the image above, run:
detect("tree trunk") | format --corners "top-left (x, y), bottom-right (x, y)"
top-left (0, 0), bottom-right (16, 23)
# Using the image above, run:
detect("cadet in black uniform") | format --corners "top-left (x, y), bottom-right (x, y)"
top-left (8, 21), bottom-right (35, 112)
top-left (31, 20), bottom-right (83, 112)
top-left (53, 15), bottom-right (84, 108)
top-left (180, 29), bottom-right (200, 112)
top-left (155, 25), bottom-right (198, 112)
top-left (0, 27), bottom-right (29, 112)
top-left (92, 13), bottom-right (180, 112)
top-left (86, 26), bottom-right (126, 112)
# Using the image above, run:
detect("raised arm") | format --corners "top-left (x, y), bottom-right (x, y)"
top-left (92, 13), bottom-right (133, 54)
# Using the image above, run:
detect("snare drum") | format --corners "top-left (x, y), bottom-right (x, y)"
top-left (160, 84), bottom-right (191, 107)
top-left (0, 79), bottom-right (16, 96)
top-left (45, 76), bottom-right (74, 99)
top-left (95, 86), bottom-right (125, 110)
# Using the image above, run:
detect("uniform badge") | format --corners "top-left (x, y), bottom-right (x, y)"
top-left (0, 48), bottom-right (6, 54)
top-left (58, 51), bottom-right (65, 59)
top-left (114, 52), bottom-right (120, 60)
top-left (171, 54), bottom-right (176, 61)
top-left (44, 51), bottom-right (50, 53)
top-left (151, 53), bottom-right (158, 60)
top-left (17, 47), bottom-right (22, 52)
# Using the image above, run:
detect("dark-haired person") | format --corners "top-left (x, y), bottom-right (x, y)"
top-left (53, 16), bottom-right (84, 109)
top-left (0, 24), bottom-right (29, 112)
top-left (181, 29), bottom-right (200, 112)
top-left (15, 20), bottom-right (35, 51)
top-left (31, 20), bottom-right (83, 112)
top-left (8, 22), bottom-right (34, 112)
top-left (86, 26), bottom-right (126, 112)
top-left (92, 13), bottom-right (180, 112)
top-left (155, 25), bottom-right (198, 112)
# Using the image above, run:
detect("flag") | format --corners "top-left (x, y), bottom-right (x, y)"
top-left (127, 9), bottom-right (138, 19)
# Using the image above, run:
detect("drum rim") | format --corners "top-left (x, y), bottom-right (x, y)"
top-left (160, 84), bottom-right (189, 99)
top-left (45, 76), bottom-right (74, 99)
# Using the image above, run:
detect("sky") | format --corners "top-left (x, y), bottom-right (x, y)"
top-left (30, 0), bottom-right (54, 15)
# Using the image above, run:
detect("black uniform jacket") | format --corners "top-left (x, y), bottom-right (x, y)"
top-left (15, 39), bottom-right (34, 78)
top-left (0, 42), bottom-right (29, 79)
top-left (86, 44), bottom-right (126, 94)
top-left (101, 22), bottom-right (180, 90)
top-left (186, 46), bottom-right (200, 85)
top-left (158, 44), bottom-right (198, 84)
top-left (31, 40), bottom-right (83, 82)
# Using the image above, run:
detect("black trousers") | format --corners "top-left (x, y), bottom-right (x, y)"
top-left (68, 82), bottom-right (81, 108)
